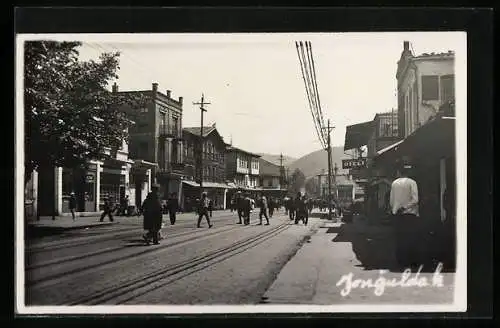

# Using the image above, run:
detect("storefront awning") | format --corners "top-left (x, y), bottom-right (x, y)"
top-left (374, 116), bottom-right (455, 162)
top-left (182, 180), bottom-right (234, 189)
top-left (344, 120), bottom-right (374, 151)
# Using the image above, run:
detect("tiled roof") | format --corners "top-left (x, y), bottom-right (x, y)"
top-left (225, 145), bottom-right (261, 157)
top-left (183, 126), bottom-right (216, 137)
top-left (414, 50), bottom-right (455, 59)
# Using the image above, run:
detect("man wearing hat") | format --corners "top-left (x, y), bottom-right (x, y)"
top-left (197, 191), bottom-right (213, 228)
top-left (236, 191), bottom-right (244, 224)
top-left (100, 195), bottom-right (114, 222)
top-left (390, 160), bottom-right (421, 268)
top-left (142, 184), bottom-right (163, 245)
top-left (69, 191), bottom-right (77, 221)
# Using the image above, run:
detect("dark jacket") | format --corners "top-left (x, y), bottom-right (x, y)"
top-left (167, 197), bottom-right (179, 213)
top-left (142, 193), bottom-right (163, 230)
top-left (69, 195), bottom-right (77, 209)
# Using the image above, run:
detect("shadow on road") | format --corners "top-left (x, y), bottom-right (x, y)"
top-left (331, 221), bottom-right (454, 273)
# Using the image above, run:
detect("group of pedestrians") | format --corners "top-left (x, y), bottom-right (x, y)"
top-left (232, 191), bottom-right (279, 226)
top-left (283, 192), bottom-right (310, 225)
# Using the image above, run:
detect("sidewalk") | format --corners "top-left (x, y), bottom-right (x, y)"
top-left (25, 209), bottom-right (233, 232)
top-left (263, 217), bottom-right (456, 305)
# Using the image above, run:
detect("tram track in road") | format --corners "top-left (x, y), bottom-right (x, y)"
top-left (65, 221), bottom-right (292, 305)
top-left (26, 213), bottom-right (237, 253)
top-left (26, 223), bottom-right (243, 289)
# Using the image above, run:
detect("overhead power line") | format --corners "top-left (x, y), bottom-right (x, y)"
top-left (295, 41), bottom-right (326, 149)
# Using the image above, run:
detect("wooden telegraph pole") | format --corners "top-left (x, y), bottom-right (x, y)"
top-left (193, 94), bottom-right (211, 199)
top-left (322, 119), bottom-right (335, 220)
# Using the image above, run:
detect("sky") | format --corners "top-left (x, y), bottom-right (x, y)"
top-left (70, 32), bottom-right (464, 159)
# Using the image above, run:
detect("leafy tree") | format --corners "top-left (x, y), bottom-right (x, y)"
top-left (288, 168), bottom-right (306, 196)
top-left (24, 40), bottom-right (145, 182)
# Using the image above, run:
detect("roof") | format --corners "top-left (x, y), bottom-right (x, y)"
top-left (259, 158), bottom-right (281, 176)
top-left (183, 126), bottom-right (217, 138)
top-left (182, 180), bottom-right (235, 189)
top-left (414, 51), bottom-right (455, 59)
top-left (376, 139), bottom-right (404, 156)
top-left (226, 145), bottom-right (261, 158)
top-left (344, 120), bottom-right (374, 151)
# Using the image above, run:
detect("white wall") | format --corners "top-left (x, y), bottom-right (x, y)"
top-left (416, 59), bottom-right (455, 127)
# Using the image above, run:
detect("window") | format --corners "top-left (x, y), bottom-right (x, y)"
top-left (172, 117), bottom-right (179, 135)
top-left (421, 75), bottom-right (439, 101)
top-left (440, 75), bottom-right (455, 103)
top-left (140, 107), bottom-right (148, 113)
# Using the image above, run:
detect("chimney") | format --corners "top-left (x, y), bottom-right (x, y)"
top-left (178, 97), bottom-right (183, 105)
top-left (166, 90), bottom-right (171, 98)
top-left (152, 83), bottom-right (158, 92)
top-left (403, 41), bottom-right (409, 51)
top-left (112, 82), bottom-right (118, 93)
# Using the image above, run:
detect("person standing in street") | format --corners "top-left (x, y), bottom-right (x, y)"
top-left (142, 185), bottom-right (163, 245)
top-left (268, 197), bottom-right (275, 218)
top-left (288, 197), bottom-right (296, 221)
top-left (390, 162), bottom-right (421, 269)
top-left (167, 192), bottom-right (179, 225)
top-left (99, 196), bottom-right (114, 222)
top-left (243, 193), bottom-right (252, 225)
top-left (197, 192), bottom-right (213, 228)
top-left (258, 193), bottom-right (270, 225)
top-left (236, 191), bottom-right (244, 224)
top-left (208, 198), bottom-right (214, 218)
top-left (69, 192), bottom-right (77, 221)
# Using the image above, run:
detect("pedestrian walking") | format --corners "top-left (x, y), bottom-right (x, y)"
top-left (258, 194), bottom-right (270, 225)
top-left (208, 199), bottom-right (214, 218)
top-left (295, 193), bottom-right (308, 225)
top-left (142, 185), bottom-right (163, 245)
top-left (69, 192), bottom-right (77, 220)
top-left (197, 192), bottom-right (213, 228)
top-left (390, 161), bottom-right (421, 269)
top-left (289, 196), bottom-right (297, 221)
top-left (99, 196), bottom-right (114, 222)
top-left (236, 191), bottom-right (244, 224)
top-left (268, 197), bottom-right (275, 218)
top-left (167, 192), bottom-right (179, 225)
top-left (243, 193), bottom-right (252, 225)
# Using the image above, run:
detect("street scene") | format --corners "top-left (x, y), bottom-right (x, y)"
top-left (19, 32), bottom-right (464, 310)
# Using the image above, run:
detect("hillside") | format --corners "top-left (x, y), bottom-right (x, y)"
top-left (288, 147), bottom-right (353, 179)
top-left (257, 153), bottom-right (296, 167)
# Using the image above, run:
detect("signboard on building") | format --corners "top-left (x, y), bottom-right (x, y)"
top-left (85, 174), bottom-right (95, 183)
top-left (342, 158), bottom-right (367, 170)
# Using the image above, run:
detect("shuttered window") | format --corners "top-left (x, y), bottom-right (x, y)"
top-left (421, 75), bottom-right (439, 101)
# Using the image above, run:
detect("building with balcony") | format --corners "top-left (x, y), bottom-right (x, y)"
top-left (180, 125), bottom-right (232, 210)
top-left (258, 158), bottom-right (287, 199)
top-left (114, 82), bottom-right (184, 201)
top-left (225, 145), bottom-right (261, 189)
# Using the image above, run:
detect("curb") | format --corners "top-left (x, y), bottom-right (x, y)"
top-left (26, 222), bottom-right (118, 232)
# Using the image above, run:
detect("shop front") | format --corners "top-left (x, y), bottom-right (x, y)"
top-left (61, 164), bottom-right (98, 213)
top-left (373, 116), bottom-right (456, 267)
top-left (182, 180), bottom-right (233, 211)
top-left (99, 159), bottom-right (132, 211)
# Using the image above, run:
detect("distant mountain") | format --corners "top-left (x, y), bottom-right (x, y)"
top-left (288, 147), bottom-right (353, 179)
top-left (257, 153), bottom-right (296, 167)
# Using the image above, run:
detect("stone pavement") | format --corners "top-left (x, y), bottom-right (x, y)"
top-left (263, 216), bottom-right (456, 305)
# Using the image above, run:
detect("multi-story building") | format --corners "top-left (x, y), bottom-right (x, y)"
top-left (396, 41), bottom-right (455, 138)
top-left (373, 41), bottom-right (456, 239)
top-left (114, 82), bottom-right (185, 201)
top-left (225, 145), bottom-right (261, 189)
top-left (258, 158), bottom-right (287, 199)
top-left (181, 125), bottom-right (230, 210)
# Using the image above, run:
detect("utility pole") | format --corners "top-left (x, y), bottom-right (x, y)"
top-left (322, 119), bottom-right (335, 220)
top-left (193, 94), bottom-right (210, 199)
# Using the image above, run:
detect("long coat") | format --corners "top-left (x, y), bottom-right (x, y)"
top-left (142, 193), bottom-right (163, 231)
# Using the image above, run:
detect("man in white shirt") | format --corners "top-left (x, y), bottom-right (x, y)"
top-left (390, 162), bottom-right (422, 269)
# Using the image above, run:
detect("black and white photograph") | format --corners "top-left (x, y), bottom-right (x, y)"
top-left (16, 30), bottom-right (466, 314)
